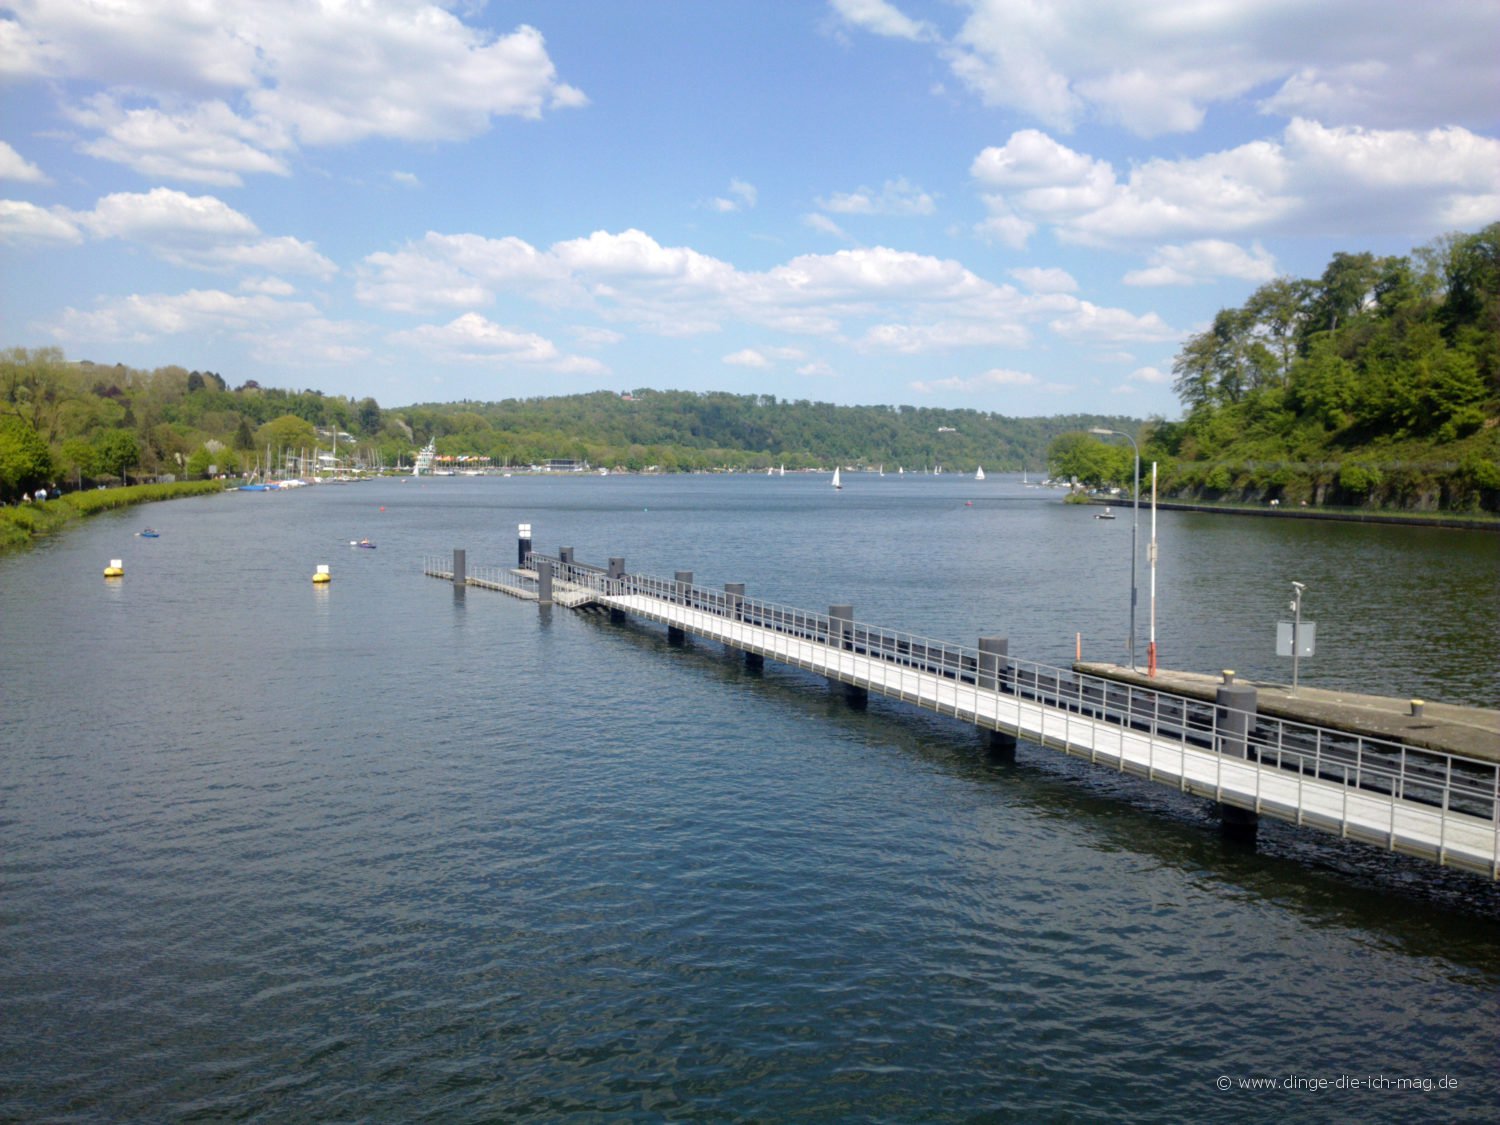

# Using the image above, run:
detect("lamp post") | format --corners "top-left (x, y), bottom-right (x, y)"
top-left (1090, 427), bottom-right (1140, 671)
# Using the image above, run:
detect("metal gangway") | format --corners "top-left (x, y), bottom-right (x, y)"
top-left (524, 555), bottom-right (1499, 880)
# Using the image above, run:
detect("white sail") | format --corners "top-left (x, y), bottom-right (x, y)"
top-left (975, 466), bottom-right (985, 481)
top-left (832, 466), bottom-right (842, 490)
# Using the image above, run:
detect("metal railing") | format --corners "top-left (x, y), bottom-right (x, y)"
top-left (559, 562), bottom-right (1498, 838)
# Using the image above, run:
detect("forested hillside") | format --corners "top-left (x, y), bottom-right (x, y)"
top-left (1051, 224), bottom-right (1499, 511)
top-left (0, 347), bottom-right (1131, 498)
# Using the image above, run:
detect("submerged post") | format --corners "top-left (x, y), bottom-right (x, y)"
top-left (978, 635), bottom-right (1016, 759)
top-left (1215, 682), bottom-right (1259, 838)
top-left (452, 548), bottom-right (466, 588)
top-left (517, 523), bottom-right (532, 568)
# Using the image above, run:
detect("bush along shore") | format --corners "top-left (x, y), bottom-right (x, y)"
top-left (0, 480), bottom-right (227, 552)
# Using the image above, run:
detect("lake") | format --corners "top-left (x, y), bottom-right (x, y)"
top-left (2, 473), bottom-right (1497, 1122)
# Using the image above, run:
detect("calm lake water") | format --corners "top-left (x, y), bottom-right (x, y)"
top-left (2, 473), bottom-right (1497, 1122)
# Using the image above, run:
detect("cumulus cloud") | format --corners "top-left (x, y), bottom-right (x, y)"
top-left (711, 179), bottom-right (759, 212)
top-left (356, 224), bottom-right (1173, 360)
top-left (67, 188), bottom-right (337, 277)
top-left (1009, 266), bottom-right (1078, 293)
top-left (910, 0), bottom-right (1500, 136)
top-left (910, 367), bottom-right (1040, 394)
top-left (6, 0), bottom-right (586, 183)
top-left (0, 199), bottom-right (82, 245)
top-left (0, 141), bottom-right (48, 182)
top-left (50, 287), bottom-right (367, 364)
top-left (1123, 240), bottom-right (1277, 286)
top-left (389, 312), bottom-right (607, 374)
top-left (829, 0), bottom-right (936, 42)
top-left (817, 177), bottom-right (936, 216)
top-left (972, 122), bottom-right (1500, 248)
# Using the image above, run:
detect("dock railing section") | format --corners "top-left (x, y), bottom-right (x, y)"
top-left (548, 559), bottom-right (1498, 862)
top-left (424, 549), bottom-right (1496, 875)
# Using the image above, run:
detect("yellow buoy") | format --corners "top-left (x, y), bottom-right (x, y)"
top-left (104, 558), bottom-right (124, 578)
top-left (312, 563), bottom-right (331, 584)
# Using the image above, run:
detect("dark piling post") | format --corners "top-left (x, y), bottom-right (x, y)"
top-left (452, 548), bottom-right (466, 588)
top-left (560, 546), bottom-right (574, 566)
top-left (827, 603), bottom-right (866, 707)
top-left (517, 523), bottom-right (532, 568)
top-left (667, 570), bottom-right (693, 644)
top-left (978, 636), bottom-right (1016, 759)
top-left (608, 558), bottom-right (627, 622)
top-left (537, 560), bottom-right (553, 607)
top-left (1215, 681), bottom-right (1259, 838)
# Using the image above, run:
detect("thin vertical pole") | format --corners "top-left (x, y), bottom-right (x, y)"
top-left (1148, 461), bottom-right (1158, 677)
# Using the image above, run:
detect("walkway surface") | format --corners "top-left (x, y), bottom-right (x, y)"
top-left (1077, 662), bottom-right (1499, 764)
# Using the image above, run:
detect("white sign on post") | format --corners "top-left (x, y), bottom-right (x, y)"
top-left (1276, 621), bottom-right (1316, 657)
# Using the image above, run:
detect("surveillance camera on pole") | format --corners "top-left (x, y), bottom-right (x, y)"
top-left (1277, 581), bottom-right (1315, 695)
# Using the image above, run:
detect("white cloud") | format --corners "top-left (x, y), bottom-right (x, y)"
top-left (0, 141), bottom-right (47, 182)
top-left (356, 225), bottom-right (1173, 362)
top-left (1049, 300), bottom-right (1177, 343)
top-left (910, 368), bottom-right (1039, 394)
top-left (709, 181), bottom-right (757, 213)
top-left (68, 188), bottom-right (337, 277)
top-left (66, 96), bottom-right (292, 187)
top-left (803, 212), bottom-right (852, 240)
top-left (829, 0), bottom-right (936, 42)
top-left (7, 1), bottom-right (585, 183)
top-left (0, 199), bottom-right (82, 244)
top-left (389, 311), bottom-right (607, 373)
top-left (972, 122), bottom-right (1500, 248)
top-left (51, 288), bottom-right (324, 342)
top-left (936, 0), bottom-right (1500, 136)
top-left (1128, 365), bottom-right (1170, 385)
top-left (817, 177), bottom-right (936, 216)
top-left (1123, 240), bottom-right (1277, 287)
top-left (391, 171), bottom-right (421, 188)
top-left (1009, 266), bottom-right (1077, 293)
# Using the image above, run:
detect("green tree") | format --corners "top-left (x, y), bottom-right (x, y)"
top-left (94, 428), bottom-right (140, 485)
top-left (0, 416), bottom-right (54, 500)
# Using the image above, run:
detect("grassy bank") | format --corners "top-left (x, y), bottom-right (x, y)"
top-left (0, 480), bottom-right (228, 552)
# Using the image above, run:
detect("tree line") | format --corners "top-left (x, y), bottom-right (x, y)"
top-left (0, 346), bottom-right (1133, 500)
top-left (1048, 224), bottom-right (1499, 512)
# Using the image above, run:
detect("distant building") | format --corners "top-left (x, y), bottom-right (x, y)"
top-left (543, 458), bottom-right (585, 473)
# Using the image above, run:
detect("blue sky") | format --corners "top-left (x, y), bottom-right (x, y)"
top-left (3, 1), bottom-right (1497, 418)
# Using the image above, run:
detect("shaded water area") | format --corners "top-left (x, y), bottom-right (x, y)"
top-left (2, 473), bottom-right (1497, 1122)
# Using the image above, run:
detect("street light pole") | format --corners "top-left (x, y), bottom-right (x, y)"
top-left (1090, 427), bottom-right (1140, 671)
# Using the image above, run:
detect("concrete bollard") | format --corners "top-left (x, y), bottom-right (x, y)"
top-left (1410, 699), bottom-right (1425, 718)
top-left (828, 604), bottom-right (854, 649)
top-left (1215, 681), bottom-right (1259, 839)
top-left (978, 636), bottom-right (1017, 759)
top-left (452, 548), bottom-right (466, 588)
top-left (537, 560), bottom-right (553, 606)
top-left (978, 636), bottom-right (1010, 692)
top-left (825, 604), bottom-right (865, 706)
top-left (517, 523), bottom-right (532, 568)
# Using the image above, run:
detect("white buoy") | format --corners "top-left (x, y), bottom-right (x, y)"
top-left (312, 563), bottom-right (331, 584)
top-left (103, 558), bottom-right (124, 578)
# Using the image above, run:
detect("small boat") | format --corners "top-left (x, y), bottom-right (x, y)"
top-left (350, 538), bottom-right (377, 548)
top-left (832, 467), bottom-right (842, 491)
top-left (975, 466), bottom-right (986, 481)
top-left (138, 528), bottom-right (160, 538)
top-left (1095, 507), bottom-right (1116, 520)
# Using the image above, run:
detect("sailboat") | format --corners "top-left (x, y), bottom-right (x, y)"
top-left (779, 464), bottom-right (785, 477)
top-left (975, 466), bottom-right (986, 481)
top-left (832, 467), bottom-right (842, 490)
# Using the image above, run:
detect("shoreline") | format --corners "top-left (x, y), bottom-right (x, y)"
top-left (1083, 495), bottom-right (1500, 532)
